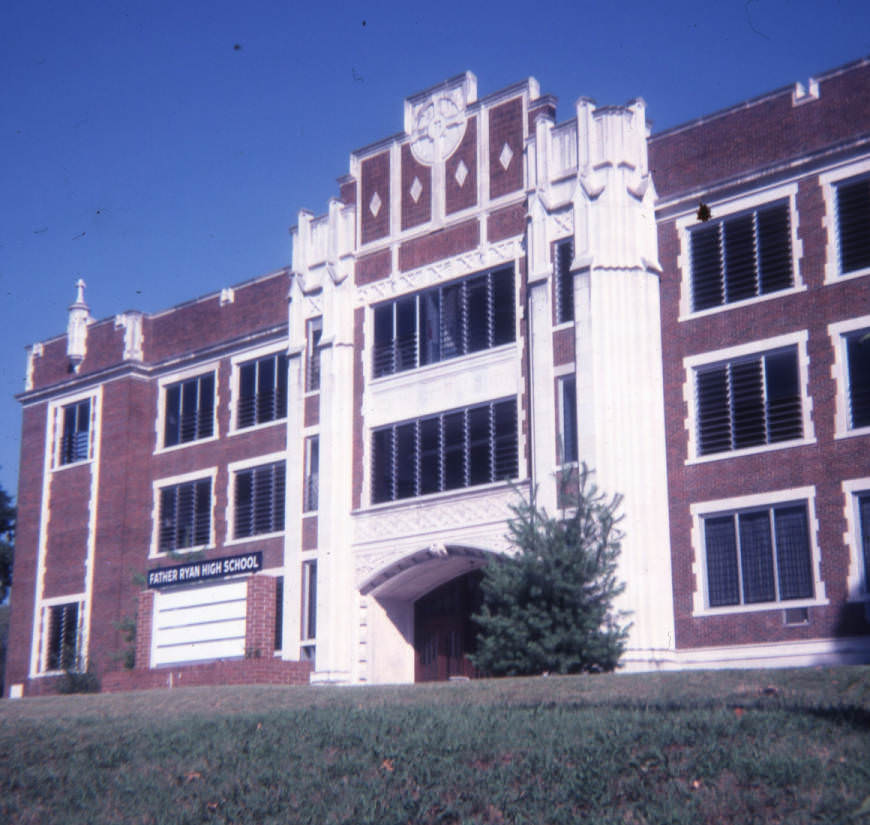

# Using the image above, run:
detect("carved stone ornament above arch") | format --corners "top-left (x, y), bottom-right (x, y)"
top-left (405, 73), bottom-right (477, 167)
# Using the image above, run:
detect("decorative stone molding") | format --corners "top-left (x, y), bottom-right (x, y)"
top-left (219, 287), bottom-right (235, 306)
top-left (355, 238), bottom-right (521, 305)
top-left (114, 312), bottom-right (144, 362)
top-left (24, 342), bottom-right (43, 391)
top-left (67, 279), bottom-right (92, 372)
top-left (404, 73), bottom-right (477, 166)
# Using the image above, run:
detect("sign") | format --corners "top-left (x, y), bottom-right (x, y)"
top-left (146, 551), bottom-right (263, 589)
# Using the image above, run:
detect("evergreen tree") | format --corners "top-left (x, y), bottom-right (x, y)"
top-left (470, 465), bottom-right (630, 676)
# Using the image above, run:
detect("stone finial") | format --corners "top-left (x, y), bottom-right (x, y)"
top-left (67, 278), bottom-right (91, 372)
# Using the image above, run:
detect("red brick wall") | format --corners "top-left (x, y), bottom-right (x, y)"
top-left (552, 328), bottom-right (575, 366)
top-left (649, 60), bottom-right (870, 200)
top-left (401, 143), bottom-right (432, 230)
top-left (245, 575), bottom-right (278, 657)
top-left (5, 404), bottom-right (48, 692)
top-left (302, 515), bottom-right (318, 551)
top-left (659, 169), bottom-right (870, 650)
top-left (487, 203), bottom-right (526, 243)
top-left (304, 393), bottom-right (319, 428)
top-left (398, 219), bottom-right (479, 272)
top-left (489, 97), bottom-right (524, 200)
top-left (145, 272), bottom-right (288, 363)
top-left (30, 320), bottom-right (126, 391)
top-left (355, 248), bottom-right (392, 286)
top-left (42, 462), bottom-right (91, 599)
top-left (360, 152), bottom-right (391, 245)
top-left (446, 116), bottom-right (478, 215)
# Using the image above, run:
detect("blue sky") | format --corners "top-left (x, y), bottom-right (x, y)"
top-left (1, 0), bottom-right (868, 497)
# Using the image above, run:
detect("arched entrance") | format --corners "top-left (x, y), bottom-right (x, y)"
top-left (359, 544), bottom-right (491, 683)
top-left (414, 569), bottom-right (482, 682)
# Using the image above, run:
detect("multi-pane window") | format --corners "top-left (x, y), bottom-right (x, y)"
top-left (59, 399), bottom-right (91, 465)
top-left (163, 373), bottom-right (214, 447)
top-left (234, 461), bottom-right (285, 539)
top-left (695, 347), bottom-right (802, 456)
top-left (845, 331), bottom-right (870, 429)
top-left (558, 375), bottom-right (578, 464)
top-left (306, 317), bottom-right (323, 392)
top-left (702, 501), bottom-right (814, 608)
top-left (835, 177), bottom-right (870, 275)
top-left (238, 353), bottom-right (288, 428)
top-left (158, 478), bottom-right (212, 552)
top-left (690, 201), bottom-right (793, 311)
top-left (372, 398), bottom-right (518, 504)
top-left (372, 267), bottom-right (515, 378)
top-left (555, 240), bottom-right (574, 324)
top-left (274, 576), bottom-right (284, 651)
top-left (303, 437), bottom-right (319, 513)
top-left (46, 602), bottom-right (80, 671)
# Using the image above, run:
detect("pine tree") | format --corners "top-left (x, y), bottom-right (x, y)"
top-left (470, 465), bottom-right (630, 676)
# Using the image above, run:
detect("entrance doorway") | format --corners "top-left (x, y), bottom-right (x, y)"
top-left (414, 570), bottom-right (483, 682)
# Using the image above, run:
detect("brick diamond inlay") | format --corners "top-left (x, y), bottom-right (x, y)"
top-left (369, 191), bottom-right (382, 217)
top-left (409, 176), bottom-right (423, 203)
top-left (454, 159), bottom-right (468, 188)
top-left (499, 142), bottom-right (514, 171)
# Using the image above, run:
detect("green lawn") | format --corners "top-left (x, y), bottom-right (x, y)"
top-left (1, 667), bottom-right (869, 824)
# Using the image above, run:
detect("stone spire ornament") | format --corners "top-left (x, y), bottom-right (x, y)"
top-left (67, 278), bottom-right (91, 372)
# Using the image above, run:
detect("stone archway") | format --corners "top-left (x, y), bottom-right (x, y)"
top-left (359, 544), bottom-right (492, 682)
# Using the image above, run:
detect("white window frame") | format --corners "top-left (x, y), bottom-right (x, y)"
top-left (225, 451), bottom-right (287, 547)
top-left (37, 594), bottom-right (85, 675)
top-left (150, 467), bottom-right (217, 558)
top-left (820, 157), bottom-right (870, 284)
top-left (305, 316), bottom-right (323, 394)
top-left (676, 182), bottom-right (804, 321)
top-left (50, 388), bottom-right (99, 470)
top-left (828, 314), bottom-right (870, 439)
top-left (842, 477), bottom-right (870, 602)
top-left (300, 559), bottom-right (317, 651)
top-left (690, 486), bottom-right (827, 616)
top-left (303, 436), bottom-right (319, 513)
top-left (229, 342), bottom-right (289, 434)
top-left (683, 330), bottom-right (815, 463)
top-left (154, 361), bottom-right (220, 455)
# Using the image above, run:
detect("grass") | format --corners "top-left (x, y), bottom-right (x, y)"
top-left (1, 667), bottom-right (869, 824)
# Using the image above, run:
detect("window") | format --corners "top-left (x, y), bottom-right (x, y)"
top-left (234, 462), bottom-right (285, 539)
top-left (158, 478), bottom-right (212, 552)
top-left (163, 372), bottom-right (215, 447)
top-left (59, 399), bottom-right (91, 465)
top-left (306, 317), bottom-right (323, 392)
top-left (557, 375), bottom-right (578, 464)
top-left (274, 576), bottom-right (284, 651)
top-left (372, 267), bottom-right (514, 377)
top-left (689, 201), bottom-right (792, 312)
top-left (372, 398), bottom-right (518, 504)
top-left (845, 331), bottom-right (870, 430)
top-left (238, 353), bottom-right (288, 428)
top-left (45, 602), bottom-right (80, 671)
top-left (301, 561), bottom-right (317, 642)
top-left (835, 177), bottom-right (870, 276)
top-left (303, 437), bottom-right (319, 513)
top-left (695, 347), bottom-right (802, 456)
top-left (858, 493), bottom-right (870, 596)
top-left (555, 240), bottom-right (574, 324)
top-left (702, 501), bottom-right (814, 608)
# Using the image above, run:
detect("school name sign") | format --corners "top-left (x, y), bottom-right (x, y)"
top-left (147, 552), bottom-right (263, 589)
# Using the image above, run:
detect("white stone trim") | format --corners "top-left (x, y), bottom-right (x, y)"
top-left (153, 360), bottom-right (220, 455)
top-left (224, 451), bottom-right (288, 548)
top-left (828, 314), bottom-right (870, 440)
top-left (689, 485), bottom-right (827, 616)
top-left (674, 182), bottom-right (804, 321)
top-left (149, 467), bottom-right (218, 559)
top-left (819, 156), bottom-right (870, 284)
top-left (841, 477), bottom-right (870, 601)
top-left (683, 330), bottom-right (815, 463)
